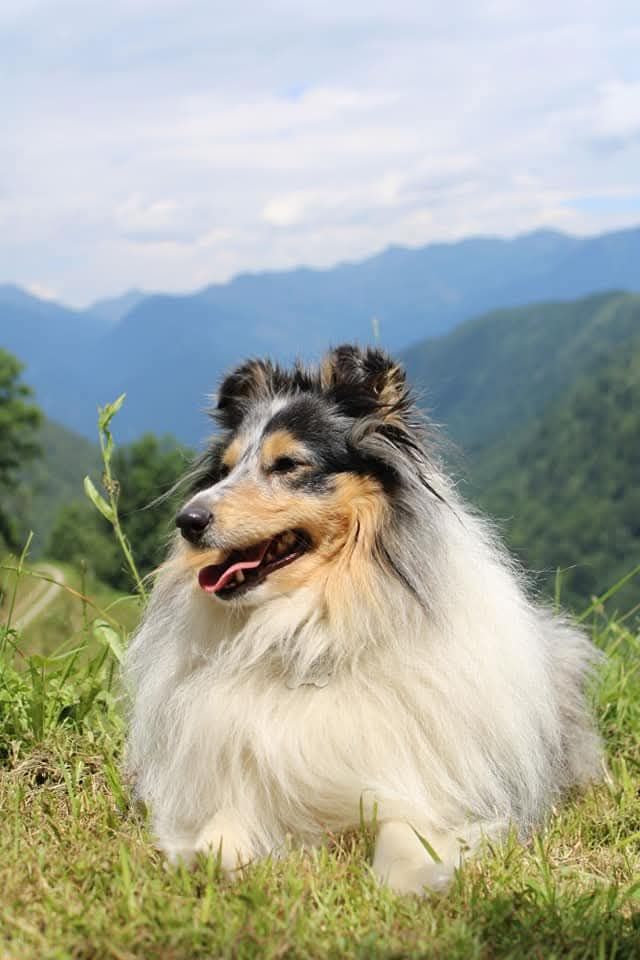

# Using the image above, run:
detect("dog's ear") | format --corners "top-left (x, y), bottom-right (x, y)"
top-left (321, 344), bottom-right (410, 421)
top-left (215, 359), bottom-right (276, 430)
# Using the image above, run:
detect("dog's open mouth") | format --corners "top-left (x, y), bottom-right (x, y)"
top-left (198, 529), bottom-right (311, 599)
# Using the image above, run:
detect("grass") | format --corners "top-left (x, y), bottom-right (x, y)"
top-left (1, 404), bottom-right (639, 957)
top-left (22, 563), bottom-right (138, 657)
top-left (1, 557), bottom-right (140, 657)
top-left (0, 571), bottom-right (639, 958)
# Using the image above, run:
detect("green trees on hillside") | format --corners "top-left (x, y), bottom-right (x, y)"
top-left (107, 433), bottom-right (191, 588)
top-left (402, 291), bottom-right (640, 611)
top-left (0, 349), bottom-right (42, 548)
top-left (19, 419), bottom-right (100, 554)
top-left (478, 337), bottom-right (640, 609)
top-left (48, 433), bottom-right (191, 590)
top-left (0, 353), bottom-right (192, 591)
top-left (403, 291), bottom-right (640, 454)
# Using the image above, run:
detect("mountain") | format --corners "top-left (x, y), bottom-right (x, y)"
top-left (8, 287), bottom-right (640, 607)
top-left (401, 290), bottom-right (640, 454)
top-left (86, 289), bottom-right (148, 327)
top-left (1, 224), bottom-right (640, 443)
top-left (0, 289), bottom-right (102, 425)
top-left (403, 291), bottom-right (640, 609)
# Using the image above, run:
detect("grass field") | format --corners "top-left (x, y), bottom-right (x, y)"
top-left (1, 558), bottom-right (140, 656)
top-left (1, 565), bottom-right (639, 959)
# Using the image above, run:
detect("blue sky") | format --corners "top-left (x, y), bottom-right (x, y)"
top-left (2, 1), bottom-right (640, 305)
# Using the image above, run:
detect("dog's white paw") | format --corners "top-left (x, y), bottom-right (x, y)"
top-left (162, 841), bottom-right (197, 867)
top-left (372, 820), bottom-right (459, 895)
top-left (377, 855), bottom-right (457, 894)
top-left (193, 810), bottom-right (254, 873)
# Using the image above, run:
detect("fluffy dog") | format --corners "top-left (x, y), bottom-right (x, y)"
top-left (124, 344), bottom-right (602, 893)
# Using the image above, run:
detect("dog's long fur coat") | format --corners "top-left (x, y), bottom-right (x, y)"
top-left (124, 345), bottom-right (602, 892)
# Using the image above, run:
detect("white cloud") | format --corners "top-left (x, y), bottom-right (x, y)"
top-left (25, 281), bottom-right (59, 302)
top-left (594, 81), bottom-right (640, 142)
top-left (0, 1), bottom-right (639, 305)
top-left (263, 194), bottom-right (309, 227)
top-left (115, 195), bottom-right (183, 237)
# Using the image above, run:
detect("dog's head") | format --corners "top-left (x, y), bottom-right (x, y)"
top-left (173, 344), bottom-right (440, 607)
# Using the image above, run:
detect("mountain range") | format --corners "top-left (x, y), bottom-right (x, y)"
top-left (2, 224), bottom-right (640, 444)
top-left (10, 286), bottom-right (640, 610)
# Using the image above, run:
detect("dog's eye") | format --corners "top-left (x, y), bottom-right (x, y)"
top-left (270, 456), bottom-right (303, 474)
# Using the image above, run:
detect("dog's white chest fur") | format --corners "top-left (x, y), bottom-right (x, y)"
top-left (125, 535), bottom-right (601, 892)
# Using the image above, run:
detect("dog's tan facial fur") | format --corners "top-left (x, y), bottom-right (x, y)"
top-left (221, 436), bottom-right (245, 472)
top-left (171, 344), bottom-right (417, 605)
top-left (173, 471), bottom-right (386, 609)
top-left (262, 473), bottom-right (386, 595)
top-left (259, 430), bottom-right (311, 473)
top-left (221, 430), bottom-right (312, 476)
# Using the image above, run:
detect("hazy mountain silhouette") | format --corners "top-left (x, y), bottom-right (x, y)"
top-left (1, 225), bottom-right (639, 443)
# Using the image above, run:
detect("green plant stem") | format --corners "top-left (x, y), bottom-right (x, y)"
top-left (2, 532), bottom-right (33, 646)
top-left (97, 408), bottom-right (147, 604)
top-left (578, 563), bottom-right (640, 624)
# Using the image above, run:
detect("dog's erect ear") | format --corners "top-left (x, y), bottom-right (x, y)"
top-left (321, 344), bottom-right (410, 421)
top-left (215, 359), bottom-right (276, 430)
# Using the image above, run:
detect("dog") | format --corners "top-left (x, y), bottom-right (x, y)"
top-left (124, 344), bottom-right (602, 893)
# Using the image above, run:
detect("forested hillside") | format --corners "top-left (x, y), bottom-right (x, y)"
top-left (404, 291), bottom-right (640, 608)
top-left (12, 419), bottom-right (100, 554)
top-left (402, 291), bottom-right (640, 453)
top-left (476, 336), bottom-right (640, 606)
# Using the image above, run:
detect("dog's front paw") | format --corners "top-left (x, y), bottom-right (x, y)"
top-left (375, 856), bottom-right (455, 894)
top-left (373, 820), bottom-right (458, 895)
top-left (194, 810), bottom-right (254, 873)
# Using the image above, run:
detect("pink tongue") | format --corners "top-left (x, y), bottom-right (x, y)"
top-left (199, 539), bottom-right (272, 593)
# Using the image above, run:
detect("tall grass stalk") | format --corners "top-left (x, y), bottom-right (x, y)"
top-left (577, 562), bottom-right (640, 624)
top-left (83, 394), bottom-right (147, 603)
top-left (1, 532), bottom-right (33, 647)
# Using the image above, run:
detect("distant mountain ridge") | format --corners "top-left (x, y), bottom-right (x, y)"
top-left (86, 289), bottom-right (148, 327)
top-left (11, 287), bottom-right (640, 606)
top-left (1, 224), bottom-right (640, 443)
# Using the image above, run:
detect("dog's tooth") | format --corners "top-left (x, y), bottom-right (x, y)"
top-left (283, 531), bottom-right (295, 546)
top-left (235, 570), bottom-right (245, 583)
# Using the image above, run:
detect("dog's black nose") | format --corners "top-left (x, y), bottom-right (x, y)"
top-left (175, 505), bottom-right (212, 543)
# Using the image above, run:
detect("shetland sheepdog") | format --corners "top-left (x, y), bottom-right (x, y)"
top-left (124, 344), bottom-right (602, 893)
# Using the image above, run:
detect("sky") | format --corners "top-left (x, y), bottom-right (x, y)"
top-left (2, 0), bottom-right (640, 307)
